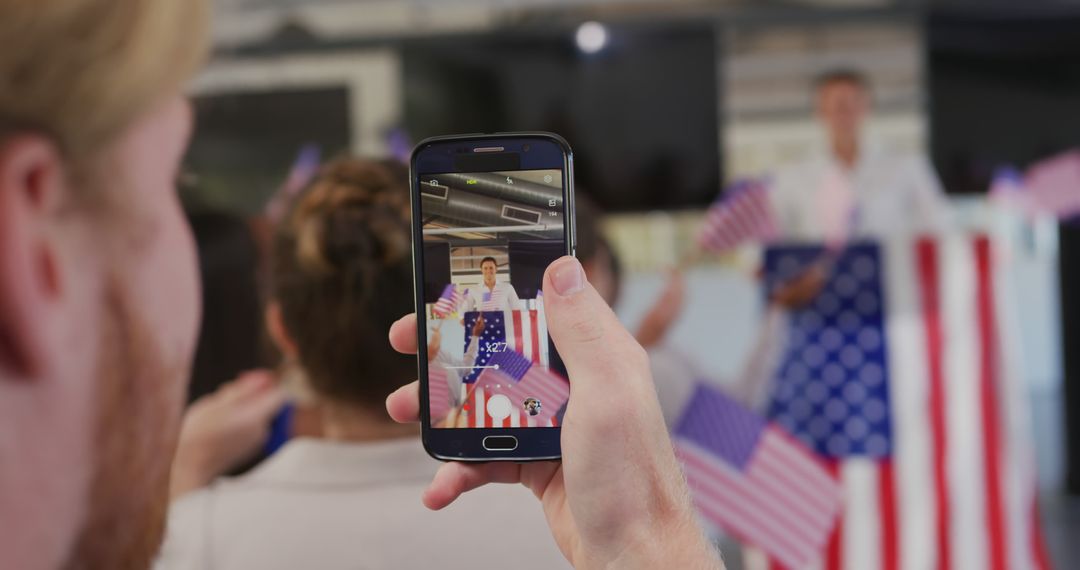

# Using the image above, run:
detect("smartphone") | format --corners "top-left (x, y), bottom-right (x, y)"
top-left (409, 132), bottom-right (575, 461)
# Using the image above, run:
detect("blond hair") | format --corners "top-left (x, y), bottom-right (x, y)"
top-left (0, 0), bottom-right (209, 163)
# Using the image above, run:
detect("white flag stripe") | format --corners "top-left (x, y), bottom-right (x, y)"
top-left (473, 386), bottom-right (485, 428)
top-left (840, 460), bottom-right (882, 570)
top-left (537, 305), bottom-right (550, 367)
top-left (685, 435), bottom-right (836, 553)
top-left (754, 438), bottom-right (843, 522)
top-left (678, 443), bottom-right (822, 567)
top-left (992, 240), bottom-right (1040, 570)
top-left (758, 435), bottom-right (842, 508)
top-left (941, 236), bottom-right (990, 570)
top-left (882, 238), bottom-right (937, 570)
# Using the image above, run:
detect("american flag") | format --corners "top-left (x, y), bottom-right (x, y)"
top-left (432, 284), bottom-right (465, 319)
top-left (1023, 150), bottom-right (1080, 219)
top-left (756, 238), bottom-right (1048, 570)
top-left (698, 179), bottom-right (779, 253)
top-left (428, 362), bottom-right (452, 422)
top-left (479, 288), bottom-right (507, 311)
top-left (474, 350), bottom-right (569, 425)
top-left (461, 308), bottom-right (555, 428)
top-left (674, 384), bottom-right (843, 570)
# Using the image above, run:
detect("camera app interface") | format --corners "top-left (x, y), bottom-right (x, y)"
top-left (420, 169), bottom-right (569, 429)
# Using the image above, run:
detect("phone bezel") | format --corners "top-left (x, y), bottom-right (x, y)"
top-left (409, 132), bottom-right (575, 462)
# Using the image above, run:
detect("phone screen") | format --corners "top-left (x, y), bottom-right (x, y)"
top-left (414, 141), bottom-right (572, 436)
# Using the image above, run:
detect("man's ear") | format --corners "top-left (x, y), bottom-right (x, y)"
top-left (0, 136), bottom-right (66, 379)
top-left (264, 301), bottom-right (298, 360)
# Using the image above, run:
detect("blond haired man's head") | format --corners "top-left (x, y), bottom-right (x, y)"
top-left (0, 1), bottom-right (208, 568)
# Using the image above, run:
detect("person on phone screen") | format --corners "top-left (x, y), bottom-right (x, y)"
top-left (461, 256), bottom-right (521, 313)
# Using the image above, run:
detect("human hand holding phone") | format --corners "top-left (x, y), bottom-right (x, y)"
top-left (387, 257), bottom-right (722, 569)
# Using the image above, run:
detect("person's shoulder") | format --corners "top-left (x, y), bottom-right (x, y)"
top-left (157, 489), bottom-right (215, 569)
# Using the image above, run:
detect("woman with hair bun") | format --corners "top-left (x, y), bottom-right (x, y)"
top-left (158, 157), bottom-right (567, 570)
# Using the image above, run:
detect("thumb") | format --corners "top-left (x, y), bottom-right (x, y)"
top-left (542, 257), bottom-right (650, 393)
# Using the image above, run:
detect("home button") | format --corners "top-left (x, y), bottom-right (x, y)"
top-left (482, 435), bottom-right (518, 451)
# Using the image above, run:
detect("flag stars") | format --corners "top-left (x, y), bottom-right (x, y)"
top-left (850, 255), bottom-right (877, 282)
top-left (863, 397), bottom-right (887, 423)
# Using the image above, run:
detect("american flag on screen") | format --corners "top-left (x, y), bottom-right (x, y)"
top-left (474, 350), bottom-right (569, 425)
top-left (462, 308), bottom-right (555, 427)
top-left (432, 284), bottom-right (465, 319)
top-left (479, 288), bottom-right (506, 311)
top-left (427, 363), bottom-right (452, 421)
top-left (757, 239), bottom-right (1049, 570)
top-left (698, 179), bottom-right (778, 253)
top-left (463, 309), bottom-right (549, 380)
top-left (674, 384), bottom-right (843, 570)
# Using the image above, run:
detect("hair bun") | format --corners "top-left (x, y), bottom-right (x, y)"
top-left (287, 158), bottom-right (410, 278)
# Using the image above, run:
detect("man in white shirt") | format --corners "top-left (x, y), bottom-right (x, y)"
top-left (769, 69), bottom-right (951, 243)
top-left (461, 256), bottom-right (521, 313)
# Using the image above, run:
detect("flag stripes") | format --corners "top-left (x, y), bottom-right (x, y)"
top-left (698, 180), bottom-right (779, 253)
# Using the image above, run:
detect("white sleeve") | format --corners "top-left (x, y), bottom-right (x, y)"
top-left (505, 283), bottom-right (521, 310)
top-left (463, 336), bottom-right (480, 366)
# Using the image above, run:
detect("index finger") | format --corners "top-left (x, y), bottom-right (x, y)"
top-left (389, 314), bottom-right (419, 355)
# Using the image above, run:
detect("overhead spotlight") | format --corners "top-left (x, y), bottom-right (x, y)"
top-left (575, 21), bottom-right (608, 55)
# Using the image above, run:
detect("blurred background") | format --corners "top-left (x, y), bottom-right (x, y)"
top-left (182, 0), bottom-right (1080, 567)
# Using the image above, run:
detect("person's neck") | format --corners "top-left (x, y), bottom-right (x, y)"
top-left (319, 401), bottom-right (418, 442)
top-left (484, 280), bottom-right (496, 290)
top-left (831, 134), bottom-right (859, 170)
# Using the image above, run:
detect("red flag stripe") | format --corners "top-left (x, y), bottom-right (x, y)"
top-left (824, 460), bottom-right (843, 570)
top-left (512, 310), bottom-right (524, 357)
top-left (879, 460), bottom-right (898, 570)
top-left (917, 238), bottom-right (951, 570)
top-left (974, 237), bottom-right (1008, 570)
top-left (529, 309), bottom-right (541, 365)
top-left (1031, 499), bottom-right (1051, 570)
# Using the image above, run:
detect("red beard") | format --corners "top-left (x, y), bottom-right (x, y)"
top-left (63, 277), bottom-right (188, 569)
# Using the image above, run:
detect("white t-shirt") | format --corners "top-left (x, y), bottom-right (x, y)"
top-left (156, 438), bottom-right (569, 570)
top-left (769, 141), bottom-right (951, 242)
